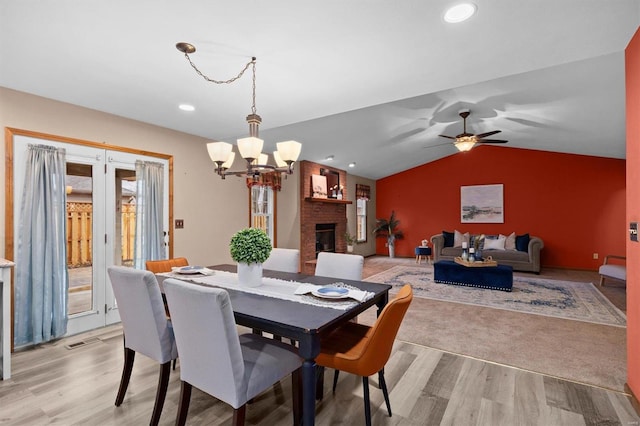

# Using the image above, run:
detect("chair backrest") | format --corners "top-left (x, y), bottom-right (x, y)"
top-left (315, 252), bottom-right (364, 281)
top-left (145, 257), bottom-right (189, 274)
top-left (107, 266), bottom-right (177, 363)
top-left (263, 248), bottom-right (300, 273)
top-left (163, 279), bottom-right (247, 408)
top-left (355, 285), bottom-right (413, 377)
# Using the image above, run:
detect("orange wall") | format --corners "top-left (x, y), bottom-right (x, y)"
top-left (376, 145), bottom-right (625, 270)
top-left (626, 26), bottom-right (640, 399)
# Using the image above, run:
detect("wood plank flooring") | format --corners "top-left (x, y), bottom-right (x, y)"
top-left (1, 256), bottom-right (636, 425)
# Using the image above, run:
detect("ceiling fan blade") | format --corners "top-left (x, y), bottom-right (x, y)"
top-left (475, 130), bottom-right (501, 138)
top-left (423, 142), bottom-right (455, 149)
top-left (438, 134), bottom-right (456, 140)
top-left (478, 139), bottom-right (508, 144)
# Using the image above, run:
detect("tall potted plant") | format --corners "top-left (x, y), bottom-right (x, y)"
top-left (373, 210), bottom-right (404, 258)
top-left (230, 228), bottom-right (272, 287)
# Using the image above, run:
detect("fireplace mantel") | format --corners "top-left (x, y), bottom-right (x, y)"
top-left (304, 197), bottom-right (352, 204)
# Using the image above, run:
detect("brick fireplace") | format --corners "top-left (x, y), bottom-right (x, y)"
top-left (299, 160), bottom-right (350, 274)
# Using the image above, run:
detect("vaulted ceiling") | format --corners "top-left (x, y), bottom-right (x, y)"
top-left (1, 1), bottom-right (638, 179)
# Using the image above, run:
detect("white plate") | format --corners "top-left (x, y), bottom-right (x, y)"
top-left (312, 286), bottom-right (350, 299)
top-left (176, 266), bottom-right (204, 274)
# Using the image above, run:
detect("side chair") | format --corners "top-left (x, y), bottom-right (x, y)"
top-left (315, 252), bottom-right (364, 281)
top-left (263, 248), bottom-right (300, 273)
top-left (107, 266), bottom-right (178, 426)
top-left (163, 278), bottom-right (303, 426)
top-left (315, 284), bottom-right (413, 426)
top-left (599, 254), bottom-right (626, 286)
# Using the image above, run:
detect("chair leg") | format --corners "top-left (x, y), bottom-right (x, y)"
top-left (150, 361), bottom-right (171, 426)
top-left (115, 347), bottom-right (135, 406)
top-left (332, 369), bottom-right (340, 393)
top-left (233, 405), bottom-right (247, 426)
top-left (175, 381), bottom-right (192, 426)
top-left (379, 370), bottom-right (392, 417)
top-left (291, 368), bottom-right (302, 425)
top-left (600, 276), bottom-right (605, 286)
top-left (315, 366), bottom-right (325, 401)
top-left (362, 376), bottom-right (372, 426)
top-left (172, 359), bottom-right (177, 370)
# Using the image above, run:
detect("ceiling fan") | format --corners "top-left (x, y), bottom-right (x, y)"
top-left (439, 109), bottom-right (508, 152)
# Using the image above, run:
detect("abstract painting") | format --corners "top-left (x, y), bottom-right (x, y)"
top-left (461, 184), bottom-right (504, 223)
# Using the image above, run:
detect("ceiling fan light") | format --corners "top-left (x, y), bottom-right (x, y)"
top-left (444, 3), bottom-right (477, 23)
top-left (276, 140), bottom-right (302, 162)
top-left (207, 141), bottom-right (233, 163)
top-left (273, 150), bottom-right (287, 168)
top-left (454, 140), bottom-right (476, 152)
top-left (237, 136), bottom-right (264, 160)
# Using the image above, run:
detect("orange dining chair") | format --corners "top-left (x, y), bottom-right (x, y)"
top-left (145, 257), bottom-right (189, 274)
top-left (315, 284), bottom-right (413, 426)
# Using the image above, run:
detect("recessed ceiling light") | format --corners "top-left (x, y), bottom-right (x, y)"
top-left (444, 3), bottom-right (477, 23)
top-left (348, 162), bottom-right (356, 168)
top-left (179, 104), bottom-right (195, 112)
top-left (325, 155), bottom-right (334, 161)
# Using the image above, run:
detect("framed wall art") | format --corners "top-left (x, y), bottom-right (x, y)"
top-left (461, 184), bottom-right (504, 223)
top-left (311, 174), bottom-right (327, 198)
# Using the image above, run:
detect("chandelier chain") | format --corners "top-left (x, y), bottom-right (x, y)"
top-left (182, 53), bottom-right (258, 114)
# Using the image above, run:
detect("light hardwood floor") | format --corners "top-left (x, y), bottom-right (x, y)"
top-left (1, 257), bottom-right (636, 425)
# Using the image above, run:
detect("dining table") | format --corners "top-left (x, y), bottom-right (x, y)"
top-left (156, 263), bottom-right (391, 426)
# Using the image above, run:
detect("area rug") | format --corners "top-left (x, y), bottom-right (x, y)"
top-left (364, 265), bottom-right (626, 327)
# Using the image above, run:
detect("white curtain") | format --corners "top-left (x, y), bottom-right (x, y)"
top-left (14, 144), bottom-right (68, 346)
top-left (133, 160), bottom-right (166, 269)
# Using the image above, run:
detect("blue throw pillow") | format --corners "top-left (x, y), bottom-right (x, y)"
top-left (516, 233), bottom-right (530, 252)
top-left (442, 231), bottom-right (454, 248)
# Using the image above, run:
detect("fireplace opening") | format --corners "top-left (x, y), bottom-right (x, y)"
top-left (315, 224), bottom-right (336, 258)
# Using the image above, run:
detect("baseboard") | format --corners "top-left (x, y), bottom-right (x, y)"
top-left (625, 383), bottom-right (640, 416)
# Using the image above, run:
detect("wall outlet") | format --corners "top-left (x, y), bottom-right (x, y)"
top-left (593, 253), bottom-right (598, 260)
top-left (175, 219), bottom-right (184, 229)
top-left (385, 242), bottom-right (389, 247)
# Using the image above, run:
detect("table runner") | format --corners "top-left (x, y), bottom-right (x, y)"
top-left (159, 270), bottom-right (374, 310)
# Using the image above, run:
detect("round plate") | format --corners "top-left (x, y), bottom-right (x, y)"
top-left (312, 286), bottom-right (349, 299)
top-left (176, 266), bottom-right (204, 274)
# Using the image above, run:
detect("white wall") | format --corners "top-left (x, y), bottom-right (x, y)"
top-left (0, 87), bottom-right (299, 266)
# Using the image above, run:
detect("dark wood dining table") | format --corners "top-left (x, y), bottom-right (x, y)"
top-left (158, 264), bottom-right (391, 426)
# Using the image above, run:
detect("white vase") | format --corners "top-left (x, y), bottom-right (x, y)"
top-left (347, 244), bottom-right (354, 253)
top-left (388, 244), bottom-right (395, 258)
top-left (237, 262), bottom-right (263, 287)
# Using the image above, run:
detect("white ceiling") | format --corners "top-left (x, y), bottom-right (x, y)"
top-left (1, 1), bottom-right (638, 179)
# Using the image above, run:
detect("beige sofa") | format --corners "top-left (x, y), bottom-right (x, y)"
top-left (430, 233), bottom-right (544, 274)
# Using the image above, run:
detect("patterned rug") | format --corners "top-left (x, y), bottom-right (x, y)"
top-left (364, 265), bottom-right (626, 327)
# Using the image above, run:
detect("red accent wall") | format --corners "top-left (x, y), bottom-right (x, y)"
top-left (626, 26), bottom-right (640, 401)
top-left (375, 145), bottom-right (625, 270)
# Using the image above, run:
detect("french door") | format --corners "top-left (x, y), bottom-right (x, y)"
top-left (12, 134), bottom-right (170, 336)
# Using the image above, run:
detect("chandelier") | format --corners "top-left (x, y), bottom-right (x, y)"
top-left (176, 42), bottom-right (302, 180)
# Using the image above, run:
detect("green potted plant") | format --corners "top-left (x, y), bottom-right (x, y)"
top-left (344, 232), bottom-right (357, 253)
top-left (373, 210), bottom-right (404, 258)
top-left (230, 227), bottom-right (272, 287)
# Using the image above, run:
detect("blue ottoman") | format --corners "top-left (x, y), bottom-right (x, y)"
top-left (415, 246), bottom-right (432, 264)
top-left (434, 260), bottom-right (513, 291)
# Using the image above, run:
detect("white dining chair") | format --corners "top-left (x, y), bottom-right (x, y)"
top-left (163, 278), bottom-right (303, 426)
top-left (315, 252), bottom-right (364, 281)
top-left (107, 266), bottom-right (178, 426)
top-left (263, 248), bottom-right (300, 273)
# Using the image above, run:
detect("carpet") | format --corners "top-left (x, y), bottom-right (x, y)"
top-left (364, 265), bottom-right (626, 328)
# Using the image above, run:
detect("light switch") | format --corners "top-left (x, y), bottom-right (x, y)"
top-left (630, 222), bottom-right (638, 242)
